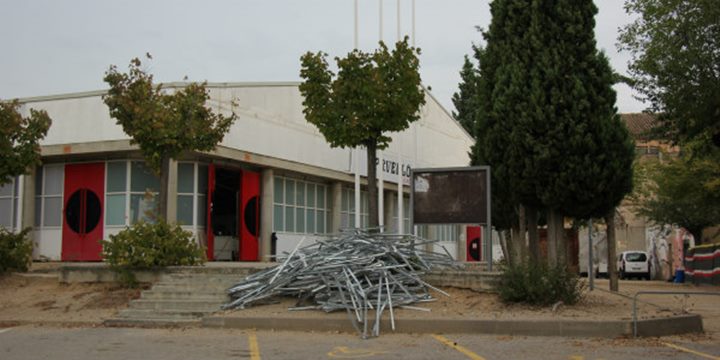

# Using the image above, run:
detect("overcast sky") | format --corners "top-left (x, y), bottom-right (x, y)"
top-left (0, 0), bottom-right (645, 113)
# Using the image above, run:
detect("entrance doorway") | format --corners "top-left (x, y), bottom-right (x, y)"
top-left (62, 162), bottom-right (104, 261)
top-left (206, 165), bottom-right (260, 261)
top-left (466, 226), bottom-right (482, 262)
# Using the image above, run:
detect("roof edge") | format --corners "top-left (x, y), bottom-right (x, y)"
top-left (9, 81), bottom-right (303, 104)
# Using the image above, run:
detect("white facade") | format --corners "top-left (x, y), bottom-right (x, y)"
top-left (11, 82), bottom-right (475, 262)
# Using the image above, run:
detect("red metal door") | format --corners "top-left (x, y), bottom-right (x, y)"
top-left (239, 170), bottom-right (260, 261)
top-left (466, 226), bottom-right (482, 262)
top-left (62, 163), bottom-right (104, 261)
top-left (206, 164), bottom-right (216, 261)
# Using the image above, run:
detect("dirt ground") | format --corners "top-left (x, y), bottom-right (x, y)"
top-left (0, 274), bottom-right (145, 325)
top-left (2, 269), bottom-right (718, 338)
top-left (218, 278), bottom-right (720, 336)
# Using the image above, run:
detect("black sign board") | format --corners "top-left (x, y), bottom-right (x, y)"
top-left (411, 167), bottom-right (489, 225)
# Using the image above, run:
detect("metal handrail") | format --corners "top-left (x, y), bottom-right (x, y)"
top-left (632, 290), bottom-right (720, 337)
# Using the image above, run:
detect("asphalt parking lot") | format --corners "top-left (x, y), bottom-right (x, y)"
top-left (1, 326), bottom-right (718, 360)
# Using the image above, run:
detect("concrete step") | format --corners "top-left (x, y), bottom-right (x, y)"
top-left (141, 290), bottom-right (229, 301)
top-left (161, 273), bottom-right (253, 282)
top-left (117, 308), bottom-right (216, 320)
top-left (128, 299), bottom-right (224, 312)
top-left (104, 317), bottom-right (201, 328)
top-left (151, 283), bottom-right (233, 293)
top-left (157, 278), bottom-right (242, 287)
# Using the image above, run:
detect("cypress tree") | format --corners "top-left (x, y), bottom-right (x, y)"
top-left (452, 54), bottom-right (480, 136)
top-left (470, 0), bottom-right (634, 268)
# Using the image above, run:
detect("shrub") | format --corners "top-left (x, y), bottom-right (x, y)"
top-left (495, 261), bottom-right (584, 306)
top-left (0, 227), bottom-right (33, 274)
top-left (101, 220), bottom-right (205, 286)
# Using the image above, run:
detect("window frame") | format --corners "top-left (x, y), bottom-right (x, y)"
top-left (273, 176), bottom-right (329, 234)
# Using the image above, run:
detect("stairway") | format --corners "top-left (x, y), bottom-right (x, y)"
top-left (105, 268), bottom-right (259, 327)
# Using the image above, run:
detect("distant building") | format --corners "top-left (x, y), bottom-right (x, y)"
top-left (0, 82), bottom-right (475, 262)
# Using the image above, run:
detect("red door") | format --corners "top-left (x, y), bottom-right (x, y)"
top-left (62, 163), bottom-right (104, 261)
top-left (239, 170), bottom-right (260, 261)
top-left (466, 226), bottom-right (482, 262)
top-left (206, 164), bottom-right (216, 261)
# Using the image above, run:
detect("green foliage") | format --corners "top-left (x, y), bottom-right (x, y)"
top-left (299, 38), bottom-right (425, 227)
top-left (496, 261), bottom-right (584, 306)
top-left (452, 54), bottom-right (480, 136)
top-left (470, 0), bottom-right (635, 230)
top-left (0, 227), bottom-right (33, 274)
top-left (103, 56), bottom-right (236, 174)
top-left (0, 100), bottom-right (51, 186)
top-left (299, 38), bottom-right (425, 151)
top-left (101, 220), bottom-right (205, 286)
top-left (619, 0), bottom-right (720, 150)
top-left (631, 154), bottom-right (720, 244)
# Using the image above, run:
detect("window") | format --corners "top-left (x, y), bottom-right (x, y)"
top-left (340, 187), bottom-right (368, 229)
top-left (391, 195), bottom-right (411, 233)
top-left (0, 177), bottom-right (20, 231)
top-left (105, 161), bottom-right (128, 226)
top-left (273, 176), bottom-right (328, 234)
top-left (433, 224), bottom-right (459, 242)
top-left (105, 161), bottom-right (160, 226)
top-left (176, 162), bottom-right (207, 227)
top-left (35, 165), bottom-right (64, 228)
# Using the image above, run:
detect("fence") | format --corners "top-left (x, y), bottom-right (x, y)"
top-left (685, 243), bottom-right (720, 285)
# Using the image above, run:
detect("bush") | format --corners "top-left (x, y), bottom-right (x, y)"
top-left (101, 220), bottom-right (205, 286)
top-left (0, 227), bottom-right (33, 274)
top-left (495, 261), bottom-right (584, 306)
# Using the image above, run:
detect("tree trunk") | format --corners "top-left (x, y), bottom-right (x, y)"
top-left (527, 205), bottom-right (540, 264)
top-left (518, 205), bottom-right (527, 264)
top-left (157, 155), bottom-right (171, 222)
top-left (688, 227), bottom-right (704, 246)
top-left (556, 211), bottom-right (567, 269)
top-left (499, 230), bottom-right (511, 266)
top-left (508, 222), bottom-right (520, 266)
top-left (606, 210), bottom-right (619, 292)
top-left (547, 208), bottom-right (558, 267)
top-left (366, 142), bottom-right (379, 228)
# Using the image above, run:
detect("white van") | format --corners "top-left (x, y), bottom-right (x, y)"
top-left (617, 251), bottom-right (651, 280)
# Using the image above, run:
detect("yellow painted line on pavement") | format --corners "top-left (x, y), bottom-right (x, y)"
top-left (431, 334), bottom-right (486, 360)
top-left (663, 342), bottom-right (720, 360)
top-left (248, 329), bottom-right (261, 360)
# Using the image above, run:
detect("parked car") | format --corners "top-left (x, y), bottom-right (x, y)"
top-left (617, 251), bottom-right (651, 280)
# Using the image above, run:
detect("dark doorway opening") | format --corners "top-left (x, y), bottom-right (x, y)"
top-left (211, 168), bottom-right (240, 260)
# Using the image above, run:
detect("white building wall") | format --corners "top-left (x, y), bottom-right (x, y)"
top-left (18, 82), bottom-right (474, 261)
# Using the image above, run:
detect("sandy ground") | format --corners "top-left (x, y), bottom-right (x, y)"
top-left (0, 274), bottom-right (144, 325)
top-left (2, 266), bottom-right (718, 338)
top-left (218, 278), bottom-right (720, 335)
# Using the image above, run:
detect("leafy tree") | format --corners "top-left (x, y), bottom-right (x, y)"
top-left (103, 55), bottom-right (236, 220)
top-left (0, 100), bottom-right (51, 185)
top-left (470, 0), bottom-right (634, 272)
top-left (452, 54), bottom-right (480, 135)
top-left (619, 0), bottom-right (720, 150)
top-left (633, 154), bottom-right (720, 245)
top-left (299, 38), bottom-right (425, 228)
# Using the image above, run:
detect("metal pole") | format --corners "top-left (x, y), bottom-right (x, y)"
top-left (411, 0), bottom-right (415, 47)
top-left (486, 166), bottom-right (492, 271)
top-left (354, 0), bottom-right (359, 49)
top-left (588, 219), bottom-right (594, 291)
top-left (378, 0), bottom-right (384, 232)
top-left (353, 0), bottom-right (361, 229)
top-left (397, 0), bottom-right (401, 41)
top-left (397, 155), bottom-right (403, 234)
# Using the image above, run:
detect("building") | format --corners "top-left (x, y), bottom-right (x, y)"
top-left (0, 82), bottom-right (475, 262)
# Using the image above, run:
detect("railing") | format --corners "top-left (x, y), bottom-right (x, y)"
top-left (632, 290), bottom-right (720, 337)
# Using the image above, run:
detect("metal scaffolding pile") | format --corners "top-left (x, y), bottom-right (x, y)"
top-left (223, 229), bottom-right (459, 338)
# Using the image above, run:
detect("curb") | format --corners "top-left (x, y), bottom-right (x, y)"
top-left (201, 314), bottom-right (704, 338)
top-left (0, 320), bottom-right (103, 328)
